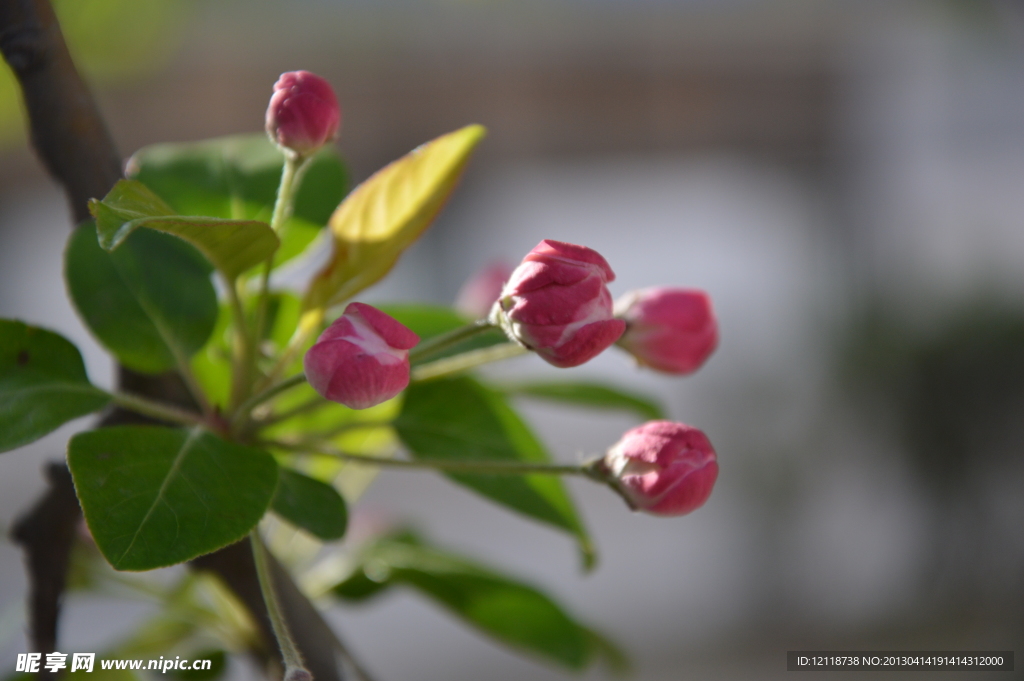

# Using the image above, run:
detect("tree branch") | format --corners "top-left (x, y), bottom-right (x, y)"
top-left (0, 0), bottom-right (121, 221)
top-left (8, 464), bottom-right (80, 669)
top-left (191, 540), bottom-right (343, 681)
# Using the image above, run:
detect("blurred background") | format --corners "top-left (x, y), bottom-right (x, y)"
top-left (1, 0), bottom-right (1022, 679)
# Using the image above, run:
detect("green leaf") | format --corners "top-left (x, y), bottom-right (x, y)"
top-left (90, 179), bottom-right (278, 281)
top-left (333, 532), bottom-right (619, 670)
top-left (376, 304), bottom-right (469, 339)
top-left (394, 376), bottom-right (593, 566)
top-left (68, 426), bottom-right (278, 571)
top-left (66, 222), bottom-right (218, 374)
top-left (303, 125), bottom-right (486, 313)
top-left (501, 381), bottom-right (666, 421)
top-left (271, 467), bottom-right (348, 540)
top-left (126, 134), bottom-right (348, 267)
top-left (0, 320), bottom-right (110, 453)
top-left (127, 134), bottom-right (347, 224)
top-left (190, 303), bottom-right (232, 409)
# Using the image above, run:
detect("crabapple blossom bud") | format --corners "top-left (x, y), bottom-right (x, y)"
top-left (266, 70), bottom-right (341, 157)
top-left (615, 287), bottom-right (717, 374)
top-left (491, 240), bottom-right (625, 368)
top-left (455, 261), bottom-right (513, 319)
top-left (598, 420), bottom-right (718, 516)
top-left (304, 302), bottom-right (419, 409)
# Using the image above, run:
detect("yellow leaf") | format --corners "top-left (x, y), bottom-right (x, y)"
top-left (302, 124), bottom-right (486, 313)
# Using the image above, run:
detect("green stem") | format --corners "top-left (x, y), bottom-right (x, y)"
top-left (227, 278), bottom-right (252, 412)
top-left (411, 342), bottom-right (528, 382)
top-left (264, 437), bottom-right (589, 476)
top-left (249, 531), bottom-right (308, 679)
top-left (259, 309), bottom-right (323, 394)
top-left (233, 373), bottom-right (307, 427)
top-left (408, 320), bottom-right (495, 364)
top-left (110, 391), bottom-right (204, 427)
top-left (270, 156), bottom-right (305, 236)
top-left (250, 155), bottom-right (308, 404)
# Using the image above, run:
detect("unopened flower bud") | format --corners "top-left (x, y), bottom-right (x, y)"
top-left (597, 420), bottom-right (718, 516)
top-left (491, 240), bottom-right (625, 368)
top-left (455, 261), bottom-right (513, 319)
top-left (266, 70), bottom-right (341, 157)
top-left (304, 303), bottom-right (419, 409)
top-left (615, 287), bottom-right (717, 375)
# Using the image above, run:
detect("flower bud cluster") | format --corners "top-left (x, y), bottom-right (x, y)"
top-left (282, 72), bottom-right (721, 517)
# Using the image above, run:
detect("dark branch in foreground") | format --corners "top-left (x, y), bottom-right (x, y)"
top-left (0, 0), bottom-right (121, 221)
top-left (192, 541), bottom-right (343, 681)
top-left (9, 464), bottom-right (80, 669)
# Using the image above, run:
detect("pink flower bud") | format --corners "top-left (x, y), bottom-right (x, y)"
top-left (599, 420), bottom-right (718, 516)
top-left (304, 302), bottom-right (419, 409)
top-left (491, 240), bottom-right (626, 368)
top-left (454, 260), bottom-right (513, 319)
top-left (266, 70), bottom-right (341, 157)
top-left (615, 287), bottom-right (717, 375)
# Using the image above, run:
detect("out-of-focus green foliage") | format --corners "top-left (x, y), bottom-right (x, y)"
top-left (333, 530), bottom-right (626, 672)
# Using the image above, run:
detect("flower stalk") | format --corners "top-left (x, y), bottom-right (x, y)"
top-left (110, 392), bottom-right (205, 428)
top-left (411, 342), bottom-right (527, 382)
top-left (249, 531), bottom-right (310, 681)
top-left (407, 320), bottom-right (495, 364)
top-left (264, 436), bottom-right (591, 476)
